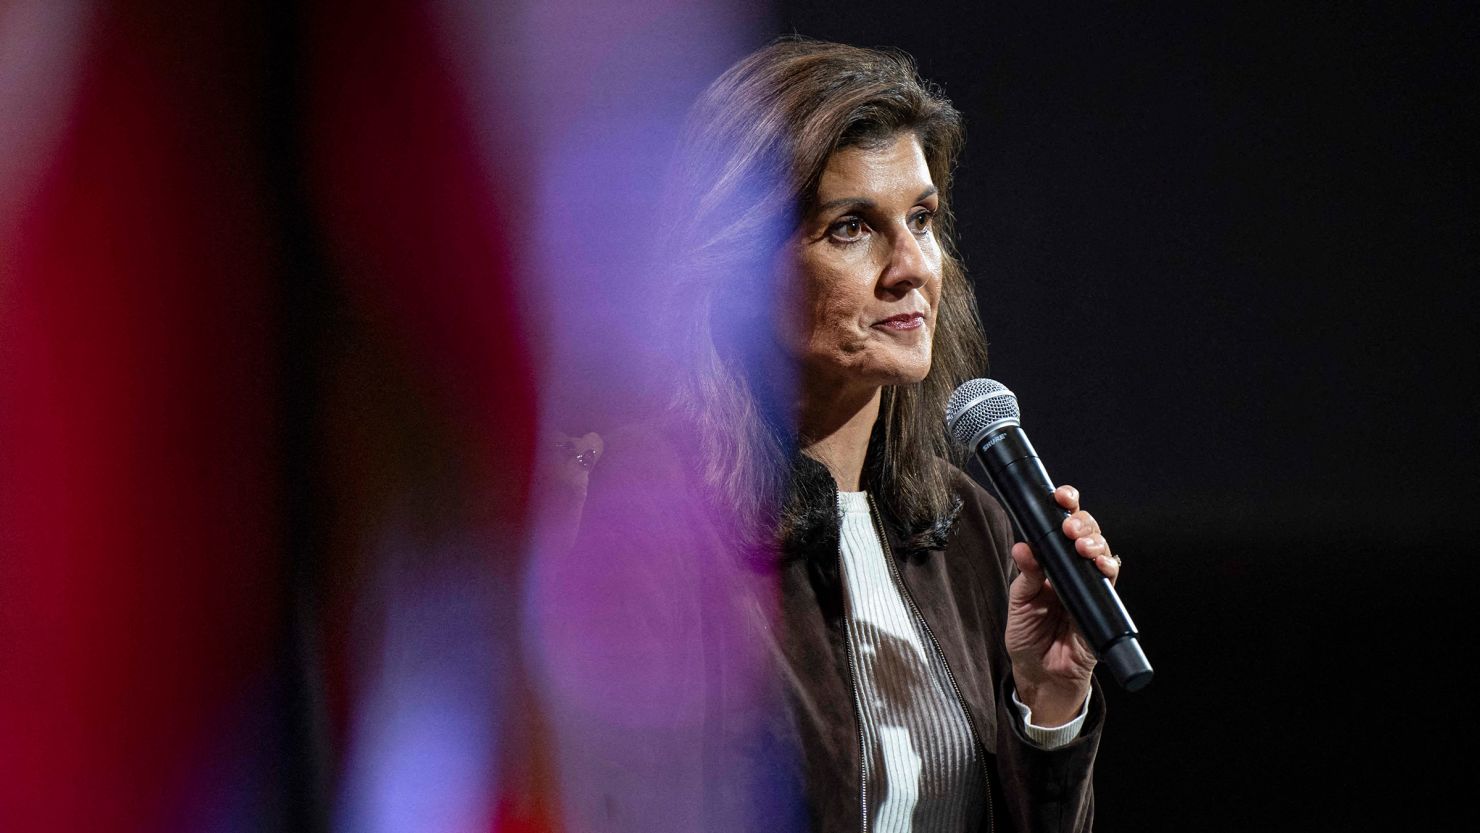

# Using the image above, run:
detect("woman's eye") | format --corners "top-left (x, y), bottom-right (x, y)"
top-left (909, 210), bottom-right (935, 234)
top-left (829, 218), bottom-right (865, 242)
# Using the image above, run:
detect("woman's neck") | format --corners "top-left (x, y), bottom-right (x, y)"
top-left (799, 382), bottom-right (881, 493)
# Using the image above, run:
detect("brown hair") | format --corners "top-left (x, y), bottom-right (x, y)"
top-left (660, 37), bottom-right (988, 553)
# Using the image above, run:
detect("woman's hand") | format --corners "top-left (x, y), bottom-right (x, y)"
top-left (530, 430), bottom-right (603, 558)
top-left (1004, 484), bottom-right (1121, 727)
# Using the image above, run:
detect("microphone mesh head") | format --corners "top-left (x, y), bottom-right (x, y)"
top-left (946, 378), bottom-right (1021, 447)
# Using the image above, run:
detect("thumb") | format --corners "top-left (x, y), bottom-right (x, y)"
top-left (1009, 541), bottom-right (1052, 603)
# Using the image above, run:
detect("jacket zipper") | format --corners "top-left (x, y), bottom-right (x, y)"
top-left (837, 536), bottom-right (871, 833)
top-left (865, 493), bottom-right (995, 833)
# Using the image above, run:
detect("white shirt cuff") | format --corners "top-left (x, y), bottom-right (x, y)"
top-left (1010, 687), bottom-right (1090, 750)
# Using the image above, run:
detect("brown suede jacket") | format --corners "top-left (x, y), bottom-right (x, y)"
top-left (546, 425), bottom-right (1103, 833)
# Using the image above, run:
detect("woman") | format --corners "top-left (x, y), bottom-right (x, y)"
top-left (531, 37), bottom-right (1119, 833)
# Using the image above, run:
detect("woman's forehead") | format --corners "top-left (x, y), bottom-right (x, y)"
top-left (815, 134), bottom-right (935, 205)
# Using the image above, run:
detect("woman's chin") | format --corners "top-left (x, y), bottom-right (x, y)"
top-left (859, 361), bottom-right (933, 390)
top-left (888, 368), bottom-right (932, 387)
top-left (877, 351), bottom-right (933, 386)
top-left (802, 348), bottom-right (933, 395)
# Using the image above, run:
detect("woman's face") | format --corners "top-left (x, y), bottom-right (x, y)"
top-left (782, 132), bottom-right (943, 397)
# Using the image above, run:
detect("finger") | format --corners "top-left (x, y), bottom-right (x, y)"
top-left (1010, 542), bottom-right (1062, 601)
top-left (1010, 541), bottom-right (1043, 578)
top-left (1074, 533), bottom-right (1110, 560)
top-left (1062, 509), bottom-right (1100, 541)
top-left (572, 432), bottom-right (603, 472)
top-left (1054, 485), bottom-right (1080, 513)
top-left (1094, 549), bottom-right (1122, 585)
top-left (577, 431), bottom-right (604, 457)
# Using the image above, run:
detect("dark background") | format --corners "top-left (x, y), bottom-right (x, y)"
top-left (772, 2), bottom-right (1475, 828)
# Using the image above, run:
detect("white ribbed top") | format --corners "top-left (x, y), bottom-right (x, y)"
top-left (837, 491), bottom-right (985, 833)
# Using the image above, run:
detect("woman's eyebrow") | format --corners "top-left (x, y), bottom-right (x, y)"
top-left (813, 186), bottom-right (939, 216)
top-left (814, 196), bottom-right (874, 215)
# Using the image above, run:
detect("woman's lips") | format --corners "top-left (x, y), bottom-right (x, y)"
top-left (873, 312), bottom-right (925, 331)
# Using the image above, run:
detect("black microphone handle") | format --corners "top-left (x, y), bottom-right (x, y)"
top-left (975, 424), bottom-right (1153, 692)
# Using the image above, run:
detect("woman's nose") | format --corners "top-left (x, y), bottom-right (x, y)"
top-left (878, 228), bottom-right (931, 293)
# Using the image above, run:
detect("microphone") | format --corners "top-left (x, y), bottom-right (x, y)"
top-left (946, 379), bottom-right (1153, 692)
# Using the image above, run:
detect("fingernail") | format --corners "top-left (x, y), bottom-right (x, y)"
top-left (1078, 536), bottom-right (1096, 550)
top-left (1067, 519), bottom-right (1082, 535)
top-left (1068, 487), bottom-right (1079, 501)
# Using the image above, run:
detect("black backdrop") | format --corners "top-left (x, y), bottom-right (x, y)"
top-left (771, 2), bottom-right (1474, 829)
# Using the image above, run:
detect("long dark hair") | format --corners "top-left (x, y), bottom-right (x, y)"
top-left (660, 37), bottom-right (988, 555)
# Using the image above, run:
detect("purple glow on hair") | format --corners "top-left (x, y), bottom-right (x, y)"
top-left (419, 2), bottom-right (806, 829)
top-left (436, 1), bottom-right (807, 829)
top-left (432, 0), bottom-right (776, 422)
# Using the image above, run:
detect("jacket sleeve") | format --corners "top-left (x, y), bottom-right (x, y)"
top-left (995, 673), bottom-right (1103, 832)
